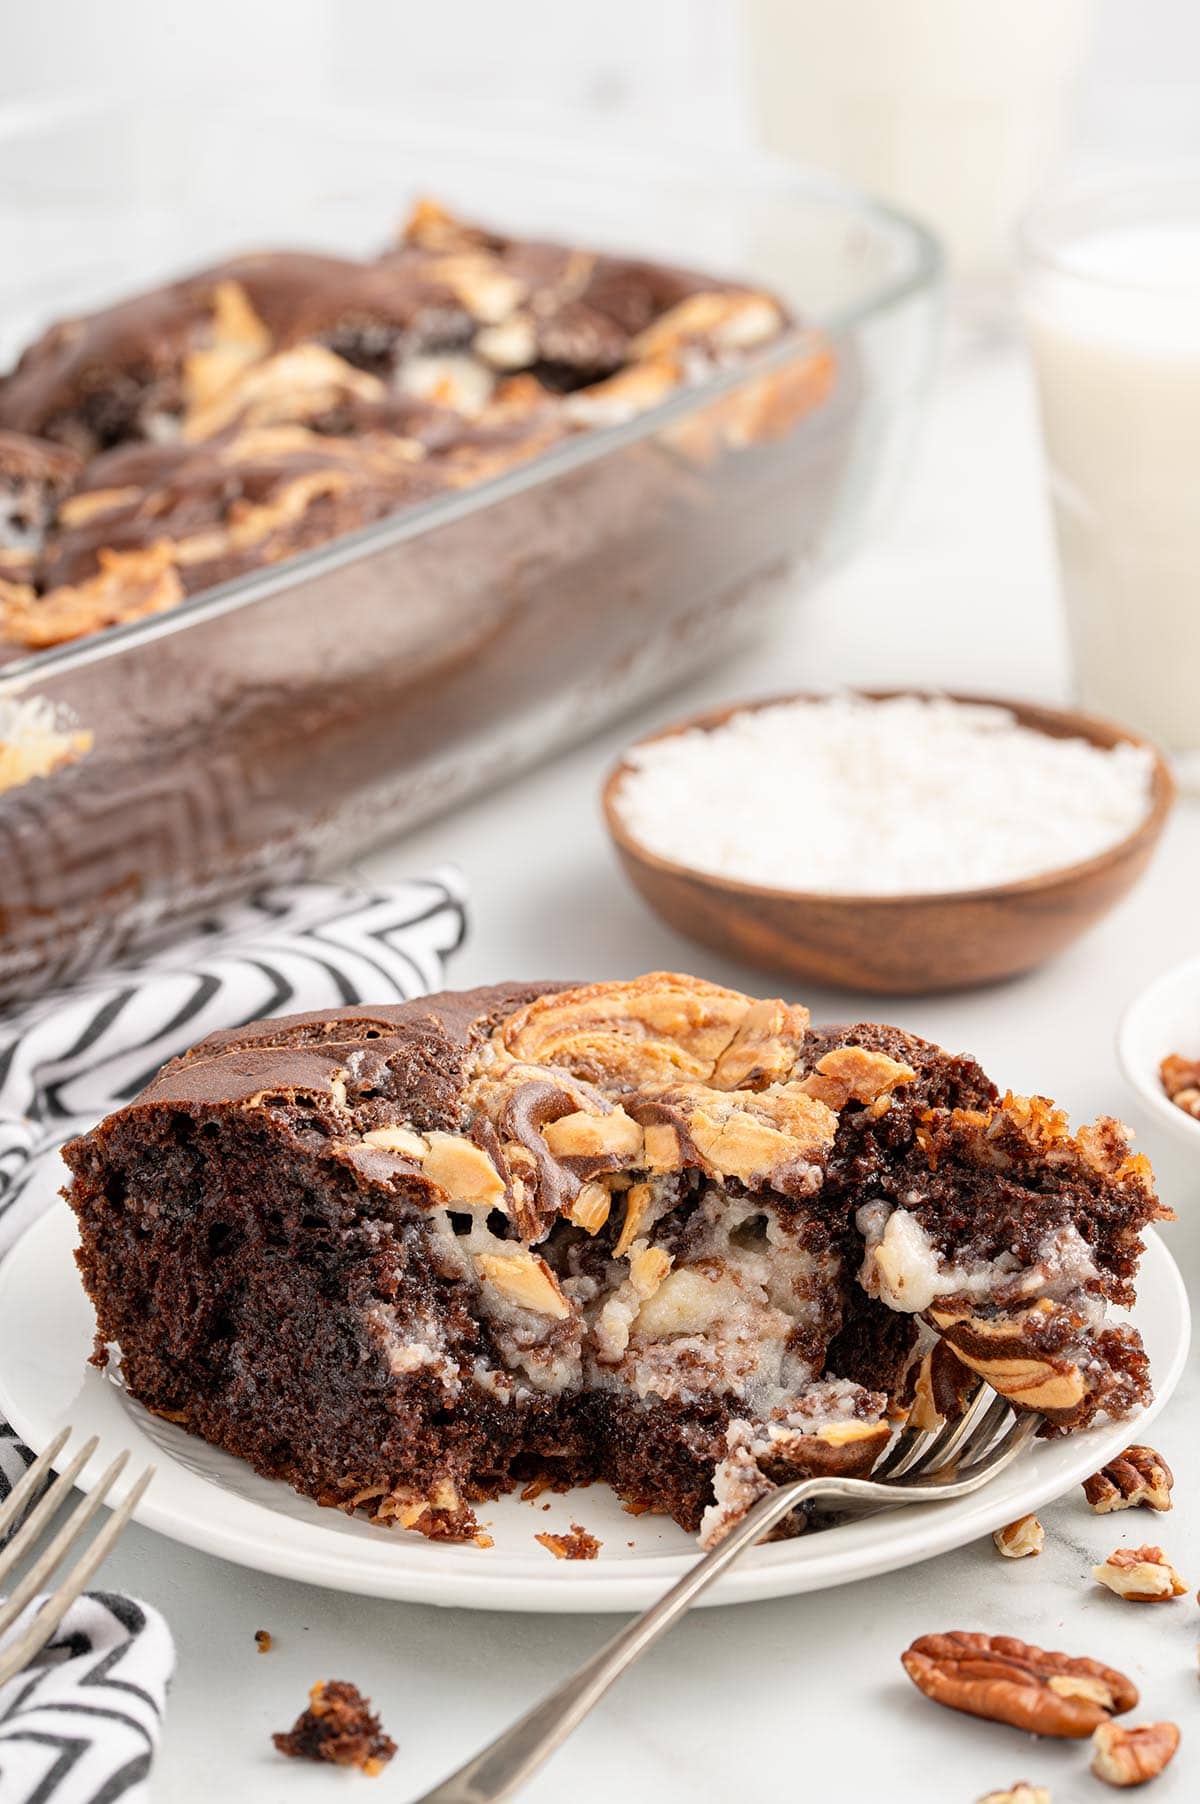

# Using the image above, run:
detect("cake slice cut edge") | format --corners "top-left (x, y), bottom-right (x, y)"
top-left (62, 974), bottom-right (1167, 1552)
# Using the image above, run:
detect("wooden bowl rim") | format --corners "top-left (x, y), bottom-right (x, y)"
top-left (602, 688), bottom-right (1176, 911)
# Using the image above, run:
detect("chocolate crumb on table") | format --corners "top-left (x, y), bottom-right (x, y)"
top-left (254, 1628), bottom-right (272, 1653)
top-left (273, 1680), bottom-right (396, 1775)
top-left (535, 1523), bottom-right (602, 1561)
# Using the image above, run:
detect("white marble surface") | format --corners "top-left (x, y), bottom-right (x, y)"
top-left (85, 334), bottom-right (1199, 1802)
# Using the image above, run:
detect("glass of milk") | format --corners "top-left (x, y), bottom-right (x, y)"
top-left (745, 0), bottom-right (1093, 282)
top-left (1021, 172), bottom-right (1200, 754)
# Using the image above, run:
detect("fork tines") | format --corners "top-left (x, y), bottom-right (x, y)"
top-left (0, 1427), bottom-right (154, 1689)
top-left (873, 1384), bottom-right (1017, 1483)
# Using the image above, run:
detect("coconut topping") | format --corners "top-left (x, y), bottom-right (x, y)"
top-left (615, 694), bottom-right (1155, 894)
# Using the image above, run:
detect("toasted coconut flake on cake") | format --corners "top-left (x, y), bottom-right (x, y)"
top-left (1, 545), bottom-right (184, 648)
top-left (0, 693), bottom-right (93, 793)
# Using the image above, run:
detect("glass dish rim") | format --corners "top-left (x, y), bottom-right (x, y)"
top-left (0, 94), bottom-right (943, 692)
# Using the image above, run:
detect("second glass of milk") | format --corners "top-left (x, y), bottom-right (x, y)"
top-left (1021, 174), bottom-right (1200, 754)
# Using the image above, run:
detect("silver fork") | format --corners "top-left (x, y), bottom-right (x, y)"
top-left (0, 1427), bottom-right (155, 1688)
top-left (415, 1388), bottom-right (1038, 1804)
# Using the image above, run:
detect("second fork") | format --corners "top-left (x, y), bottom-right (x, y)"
top-left (414, 1388), bottom-right (1039, 1804)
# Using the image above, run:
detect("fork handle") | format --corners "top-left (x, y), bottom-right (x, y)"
top-left (414, 1477), bottom-right (823, 1804)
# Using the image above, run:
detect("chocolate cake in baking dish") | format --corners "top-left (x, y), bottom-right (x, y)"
top-left (0, 201), bottom-right (814, 653)
top-left (63, 975), bottom-right (1164, 1548)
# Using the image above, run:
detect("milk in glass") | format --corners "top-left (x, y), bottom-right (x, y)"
top-left (1022, 186), bottom-right (1200, 750)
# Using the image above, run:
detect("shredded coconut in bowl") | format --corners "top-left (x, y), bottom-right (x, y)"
top-left (615, 694), bottom-right (1156, 896)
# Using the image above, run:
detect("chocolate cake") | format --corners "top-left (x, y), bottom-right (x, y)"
top-left (273, 1681), bottom-right (395, 1775)
top-left (0, 201), bottom-right (810, 653)
top-left (0, 430), bottom-right (83, 590)
top-left (63, 975), bottom-right (1163, 1548)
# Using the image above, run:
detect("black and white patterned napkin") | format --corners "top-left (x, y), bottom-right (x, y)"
top-left (0, 871), bottom-right (467, 1802)
top-left (0, 1595), bottom-right (172, 1804)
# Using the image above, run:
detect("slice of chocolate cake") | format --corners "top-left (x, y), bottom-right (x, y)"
top-left (63, 975), bottom-right (1165, 1548)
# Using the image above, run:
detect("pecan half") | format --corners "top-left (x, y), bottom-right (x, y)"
top-left (1092, 1546), bottom-right (1187, 1602)
top-left (900, 1633), bottom-right (1137, 1738)
top-left (1083, 1447), bottom-right (1173, 1514)
top-left (1091, 1720), bottom-right (1180, 1788)
top-left (977, 1787), bottom-right (1051, 1804)
top-left (993, 1514), bottom-right (1044, 1559)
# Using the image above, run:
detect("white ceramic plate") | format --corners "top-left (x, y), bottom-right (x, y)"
top-left (1118, 953), bottom-right (1200, 1152)
top-left (0, 1182), bottom-right (1189, 1613)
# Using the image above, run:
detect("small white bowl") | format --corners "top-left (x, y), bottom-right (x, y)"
top-left (1118, 954), bottom-right (1200, 1151)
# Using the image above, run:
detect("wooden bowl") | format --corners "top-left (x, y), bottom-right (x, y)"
top-left (602, 691), bottom-right (1176, 995)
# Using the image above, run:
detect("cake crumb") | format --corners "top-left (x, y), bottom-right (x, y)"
top-left (474, 1532), bottom-right (495, 1549)
top-left (535, 1523), bottom-right (602, 1561)
top-left (273, 1680), bottom-right (396, 1775)
top-left (254, 1628), bottom-right (273, 1653)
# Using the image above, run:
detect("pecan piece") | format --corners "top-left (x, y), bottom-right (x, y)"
top-left (977, 1788), bottom-right (1051, 1804)
top-left (541, 1107), bottom-right (643, 1162)
top-left (474, 1250), bottom-right (571, 1320)
top-left (1092, 1545), bottom-right (1187, 1602)
top-left (422, 1132), bottom-right (507, 1208)
top-left (900, 1632), bottom-right (1137, 1738)
top-left (796, 1044), bottom-right (915, 1113)
top-left (1160, 1053), bottom-right (1200, 1118)
top-left (564, 1180), bottom-right (611, 1235)
top-left (993, 1514), bottom-right (1044, 1559)
top-left (1083, 1446), bottom-right (1173, 1514)
top-left (1091, 1721), bottom-right (1180, 1787)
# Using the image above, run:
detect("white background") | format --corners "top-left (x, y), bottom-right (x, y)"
top-left (3, 5), bottom-right (1200, 1801)
top-left (1, 0), bottom-right (1200, 168)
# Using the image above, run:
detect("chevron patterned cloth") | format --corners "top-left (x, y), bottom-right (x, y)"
top-left (0, 1594), bottom-right (172, 1803)
top-left (0, 872), bottom-right (467, 1800)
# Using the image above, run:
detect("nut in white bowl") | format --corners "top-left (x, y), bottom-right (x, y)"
top-left (1117, 953), bottom-right (1200, 1151)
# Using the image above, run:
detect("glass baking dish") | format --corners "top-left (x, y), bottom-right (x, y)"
top-left (0, 99), bottom-right (942, 1002)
